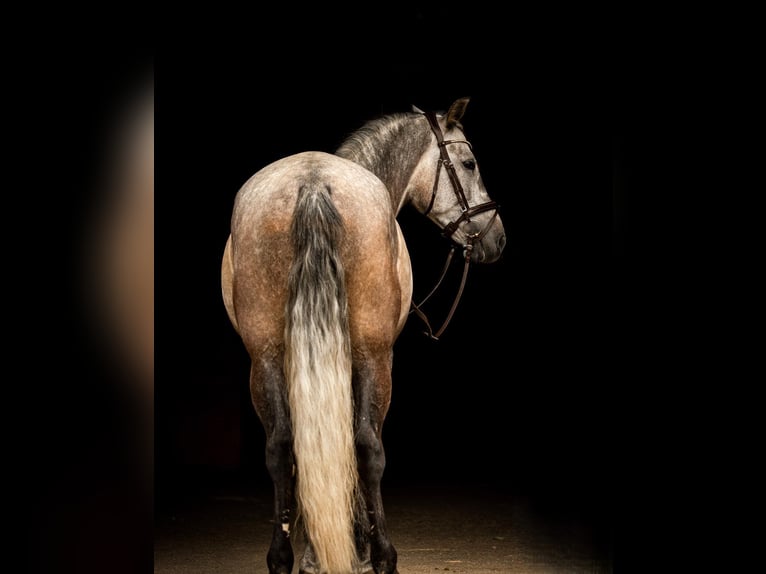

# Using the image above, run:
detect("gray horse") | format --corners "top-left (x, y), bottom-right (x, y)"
top-left (221, 98), bottom-right (505, 574)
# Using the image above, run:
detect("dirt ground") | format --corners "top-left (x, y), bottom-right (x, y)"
top-left (155, 481), bottom-right (612, 573)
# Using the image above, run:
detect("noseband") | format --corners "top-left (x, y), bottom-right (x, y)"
top-left (410, 111), bottom-right (500, 340)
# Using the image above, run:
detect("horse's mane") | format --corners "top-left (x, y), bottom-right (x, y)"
top-left (336, 113), bottom-right (431, 197)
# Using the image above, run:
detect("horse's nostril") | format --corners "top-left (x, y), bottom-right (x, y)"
top-left (497, 233), bottom-right (506, 252)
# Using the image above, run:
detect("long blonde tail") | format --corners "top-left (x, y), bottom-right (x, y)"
top-left (284, 183), bottom-right (357, 573)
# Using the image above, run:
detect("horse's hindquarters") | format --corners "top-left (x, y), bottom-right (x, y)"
top-left (223, 151), bottom-right (405, 573)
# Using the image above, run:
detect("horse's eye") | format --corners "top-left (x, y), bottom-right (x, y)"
top-left (462, 159), bottom-right (476, 171)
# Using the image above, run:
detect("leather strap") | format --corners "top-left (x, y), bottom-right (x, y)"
top-left (424, 111), bottom-right (471, 211)
top-left (410, 110), bottom-right (500, 340)
top-left (422, 111), bottom-right (498, 238)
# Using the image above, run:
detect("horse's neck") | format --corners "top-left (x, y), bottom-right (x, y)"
top-left (335, 115), bottom-right (429, 214)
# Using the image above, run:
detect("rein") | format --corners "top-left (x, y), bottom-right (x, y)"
top-left (410, 111), bottom-right (499, 340)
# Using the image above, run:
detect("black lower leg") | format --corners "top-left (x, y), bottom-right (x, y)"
top-left (356, 412), bottom-right (397, 573)
top-left (265, 422), bottom-right (295, 574)
top-left (254, 363), bottom-right (295, 574)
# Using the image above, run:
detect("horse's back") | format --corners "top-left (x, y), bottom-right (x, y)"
top-left (224, 151), bottom-right (412, 354)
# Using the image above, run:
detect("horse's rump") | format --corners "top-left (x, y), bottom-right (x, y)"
top-left (226, 152), bottom-right (409, 352)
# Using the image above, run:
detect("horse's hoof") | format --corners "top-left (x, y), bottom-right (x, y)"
top-left (371, 563), bottom-right (398, 574)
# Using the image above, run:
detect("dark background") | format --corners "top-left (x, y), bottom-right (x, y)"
top-left (155, 43), bottom-right (734, 570)
top-left (13, 14), bottom-right (747, 572)
top-left (156, 60), bottom-right (636, 525)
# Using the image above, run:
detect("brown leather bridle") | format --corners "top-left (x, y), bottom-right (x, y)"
top-left (410, 111), bottom-right (500, 340)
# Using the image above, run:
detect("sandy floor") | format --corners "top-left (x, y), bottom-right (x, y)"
top-left (155, 482), bottom-right (612, 574)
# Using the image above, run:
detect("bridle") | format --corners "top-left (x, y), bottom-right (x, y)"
top-left (421, 111), bottom-right (499, 242)
top-left (410, 110), bottom-right (500, 340)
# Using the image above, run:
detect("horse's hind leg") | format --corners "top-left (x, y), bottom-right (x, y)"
top-left (354, 351), bottom-right (398, 574)
top-left (250, 358), bottom-right (295, 574)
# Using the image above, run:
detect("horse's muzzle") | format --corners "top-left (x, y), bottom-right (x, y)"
top-left (465, 225), bottom-right (505, 264)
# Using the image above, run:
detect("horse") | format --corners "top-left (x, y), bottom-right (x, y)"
top-left (221, 97), bottom-right (505, 574)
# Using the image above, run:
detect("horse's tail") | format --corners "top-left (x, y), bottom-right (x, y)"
top-left (284, 183), bottom-right (357, 573)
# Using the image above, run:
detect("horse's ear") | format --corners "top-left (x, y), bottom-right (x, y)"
top-left (445, 97), bottom-right (470, 129)
top-left (411, 104), bottom-right (425, 114)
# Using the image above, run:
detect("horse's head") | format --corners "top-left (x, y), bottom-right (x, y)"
top-left (409, 97), bottom-right (506, 264)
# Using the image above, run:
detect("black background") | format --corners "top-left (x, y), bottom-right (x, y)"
top-left (154, 41), bottom-right (737, 569)
top-left (12, 11), bottom-right (750, 572)
top-left (156, 53), bottom-right (633, 537)
top-left (158, 84), bottom-right (619, 486)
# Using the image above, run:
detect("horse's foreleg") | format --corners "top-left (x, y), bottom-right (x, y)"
top-left (354, 355), bottom-right (398, 574)
top-left (251, 360), bottom-right (295, 574)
